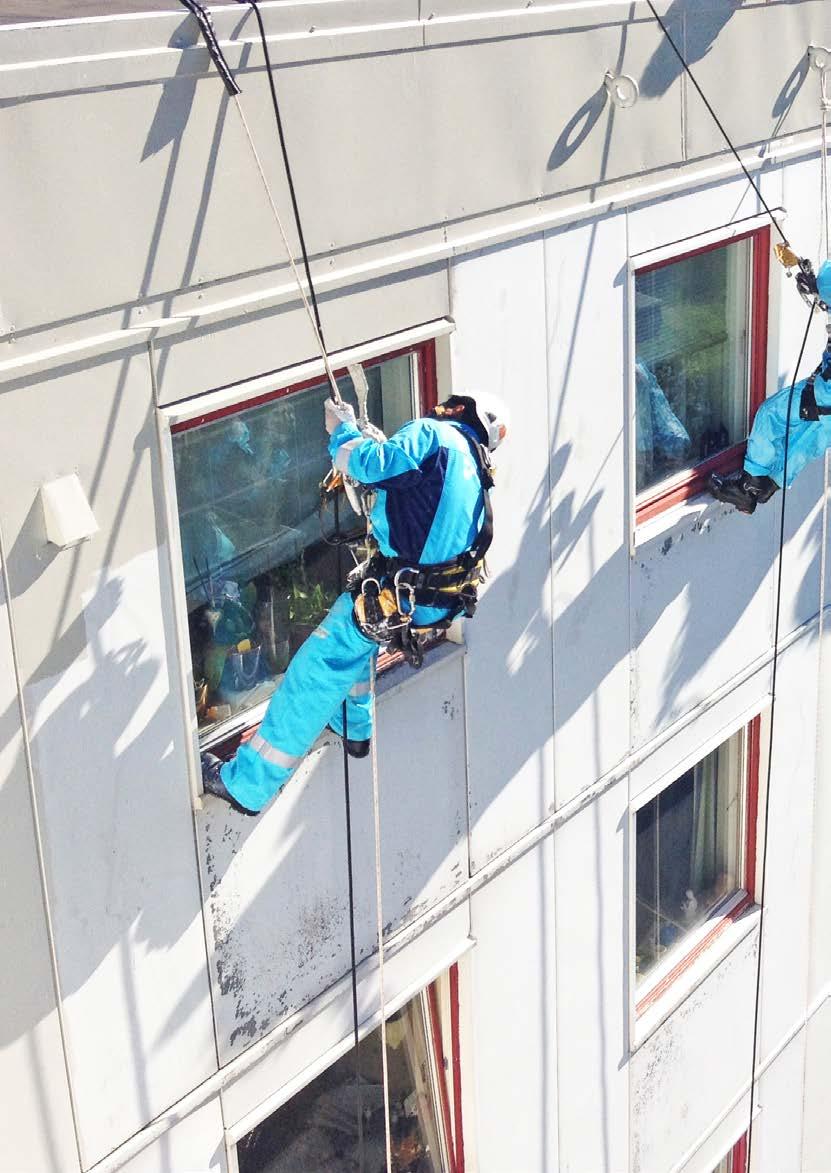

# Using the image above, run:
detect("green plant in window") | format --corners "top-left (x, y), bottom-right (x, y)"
top-left (287, 579), bottom-right (335, 627)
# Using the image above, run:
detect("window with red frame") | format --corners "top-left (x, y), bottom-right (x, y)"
top-left (235, 965), bottom-right (464, 1173)
top-left (712, 1134), bottom-right (748, 1173)
top-left (171, 342), bottom-right (437, 746)
top-left (635, 227), bottom-right (770, 523)
top-left (635, 717), bottom-right (760, 1011)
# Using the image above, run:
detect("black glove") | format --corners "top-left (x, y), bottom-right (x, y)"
top-left (795, 258), bottom-right (830, 311)
top-left (200, 753), bottom-right (258, 816)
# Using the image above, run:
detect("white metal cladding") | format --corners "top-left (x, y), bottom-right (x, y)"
top-left (0, 4), bottom-right (829, 1171)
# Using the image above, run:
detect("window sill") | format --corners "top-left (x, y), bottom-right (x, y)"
top-left (631, 895), bottom-right (759, 1050)
top-left (633, 489), bottom-right (736, 552)
top-left (203, 630), bottom-right (465, 761)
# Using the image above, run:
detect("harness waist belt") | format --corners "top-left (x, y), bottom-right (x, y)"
top-left (800, 375), bottom-right (831, 421)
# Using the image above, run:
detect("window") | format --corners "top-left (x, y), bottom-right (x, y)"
top-left (635, 719), bottom-right (760, 1008)
top-left (634, 227), bottom-right (770, 522)
top-left (171, 342), bottom-right (437, 747)
top-left (712, 1134), bottom-right (748, 1173)
top-left (235, 968), bottom-right (463, 1173)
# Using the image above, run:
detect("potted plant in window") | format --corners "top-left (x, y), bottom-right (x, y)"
top-left (288, 578), bottom-right (336, 657)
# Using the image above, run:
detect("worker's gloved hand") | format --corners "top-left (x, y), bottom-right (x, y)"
top-left (200, 752), bottom-right (258, 817)
top-left (324, 398), bottom-right (357, 435)
top-left (795, 261), bottom-right (819, 302)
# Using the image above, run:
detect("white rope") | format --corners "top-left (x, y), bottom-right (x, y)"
top-left (368, 657), bottom-right (393, 1173)
top-left (232, 95), bottom-right (345, 405)
top-left (817, 69), bottom-right (829, 810)
top-left (234, 84), bottom-right (391, 1169)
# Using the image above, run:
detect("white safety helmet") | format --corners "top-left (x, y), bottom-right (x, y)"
top-left (432, 391), bottom-right (510, 452)
top-left (468, 390), bottom-right (510, 452)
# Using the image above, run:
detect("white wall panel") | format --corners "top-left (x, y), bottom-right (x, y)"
top-left (153, 264), bottom-right (449, 406)
top-left (544, 212), bottom-right (630, 806)
top-left (801, 997), bottom-right (831, 1173)
top-left (757, 640), bottom-right (817, 1065)
top-left (469, 843), bottom-right (558, 1173)
top-left (117, 1098), bottom-right (227, 1173)
top-left (449, 236), bottom-right (555, 868)
top-left (554, 778), bottom-right (628, 1173)
top-left (221, 903), bottom-right (470, 1130)
top-left (0, 568), bottom-right (79, 1173)
top-left (626, 174), bottom-right (766, 260)
top-left (684, 2), bottom-right (830, 159)
top-left (748, 1030), bottom-right (805, 1173)
top-left (0, 356), bottom-right (217, 1167)
top-left (631, 930), bottom-right (758, 1173)
top-left (808, 614), bottom-right (831, 1001)
top-left (201, 651), bottom-right (468, 1063)
top-left (631, 505), bottom-right (775, 747)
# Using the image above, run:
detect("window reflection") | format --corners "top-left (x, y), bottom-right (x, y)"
top-left (635, 239), bottom-right (751, 495)
top-left (237, 995), bottom-right (444, 1173)
top-left (635, 732), bottom-right (744, 982)
top-left (173, 354), bottom-right (414, 739)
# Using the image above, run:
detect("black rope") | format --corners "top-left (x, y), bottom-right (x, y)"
top-left (240, 4), bottom-right (365, 1163)
top-left (644, 7), bottom-right (824, 1157)
top-left (178, 0), bottom-right (241, 96)
top-left (645, 1), bottom-right (790, 250)
top-left (745, 303), bottom-right (816, 1168)
top-left (239, 0), bottom-right (326, 338)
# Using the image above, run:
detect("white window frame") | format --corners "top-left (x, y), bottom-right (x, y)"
top-left (628, 700), bottom-right (768, 1047)
top-left (626, 209), bottom-right (782, 552)
top-left (157, 320), bottom-right (454, 811)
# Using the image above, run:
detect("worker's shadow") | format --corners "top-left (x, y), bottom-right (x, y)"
top-left (639, 0), bottom-right (741, 100)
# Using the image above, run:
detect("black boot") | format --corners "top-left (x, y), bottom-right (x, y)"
top-left (708, 470), bottom-right (779, 515)
top-left (326, 726), bottom-right (371, 759)
top-left (200, 753), bottom-right (258, 816)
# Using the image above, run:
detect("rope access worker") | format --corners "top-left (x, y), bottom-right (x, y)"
top-left (201, 391), bottom-right (508, 815)
top-left (709, 258), bottom-right (831, 515)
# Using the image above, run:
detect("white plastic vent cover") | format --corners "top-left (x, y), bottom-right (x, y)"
top-left (41, 474), bottom-right (98, 549)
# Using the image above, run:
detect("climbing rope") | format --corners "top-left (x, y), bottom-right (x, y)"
top-left (645, 1), bottom-right (791, 251)
top-left (643, 11), bottom-right (828, 1166)
top-left (369, 657), bottom-right (393, 1172)
top-left (179, 4), bottom-right (392, 1166)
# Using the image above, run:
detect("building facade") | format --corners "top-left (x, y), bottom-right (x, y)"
top-left (0, 2), bottom-right (829, 1170)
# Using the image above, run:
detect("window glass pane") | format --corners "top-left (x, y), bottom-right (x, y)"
top-left (635, 730), bottom-right (744, 984)
top-left (237, 994), bottom-right (444, 1173)
top-left (173, 353), bottom-right (415, 739)
top-left (635, 238), bottom-right (752, 495)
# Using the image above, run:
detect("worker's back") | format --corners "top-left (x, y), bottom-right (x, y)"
top-left (360, 417), bottom-right (487, 564)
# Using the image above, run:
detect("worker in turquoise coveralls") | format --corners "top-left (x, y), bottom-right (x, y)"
top-left (202, 391), bottom-right (508, 815)
top-left (709, 259), bottom-right (831, 514)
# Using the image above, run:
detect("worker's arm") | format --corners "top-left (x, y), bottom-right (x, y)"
top-left (328, 418), bottom-right (440, 486)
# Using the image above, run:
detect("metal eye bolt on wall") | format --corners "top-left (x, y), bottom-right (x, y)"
top-left (0, 2), bottom-right (830, 1172)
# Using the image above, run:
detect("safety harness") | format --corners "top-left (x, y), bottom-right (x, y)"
top-left (349, 426), bottom-right (495, 667)
top-left (800, 353), bottom-right (831, 421)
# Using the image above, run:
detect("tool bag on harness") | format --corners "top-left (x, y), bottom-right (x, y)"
top-left (350, 432), bottom-right (495, 668)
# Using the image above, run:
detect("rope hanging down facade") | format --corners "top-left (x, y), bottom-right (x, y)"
top-left (644, 8), bottom-right (828, 1164)
top-left (178, 4), bottom-right (391, 1169)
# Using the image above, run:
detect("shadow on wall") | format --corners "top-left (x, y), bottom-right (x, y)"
top-left (639, 0), bottom-right (741, 100)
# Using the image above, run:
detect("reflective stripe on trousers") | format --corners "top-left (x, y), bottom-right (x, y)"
top-left (221, 591), bottom-right (377, 812)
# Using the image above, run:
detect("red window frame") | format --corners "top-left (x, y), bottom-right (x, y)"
top-left (727, 1134), bottom-right (749, 1173)
top-left (635, 227), bottom-right (771, 525)
top-left (171, 339), bottom-right (438, 436)
top-left (173, 339), bottom-right (439, 758)
top-left (635, 716), bottom-right (761, 1016)
top-left (427, 963), bottom-right (465, 1173)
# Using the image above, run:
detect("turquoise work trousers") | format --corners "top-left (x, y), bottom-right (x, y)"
top-left (220, 592), bottom-right (377, 813)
